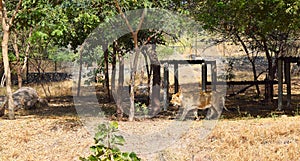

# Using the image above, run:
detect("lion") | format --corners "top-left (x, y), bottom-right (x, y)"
top-left (170, 89), bottom-right (227, 120)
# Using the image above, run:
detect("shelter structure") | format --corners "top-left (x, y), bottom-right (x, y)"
top-left (160, 59), bottom-right (217, 110)
top-left (277, 42), bottom-right (300, 110)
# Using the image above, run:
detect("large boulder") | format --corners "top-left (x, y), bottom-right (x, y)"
top-left (0, 87), bottom-right (48, 117)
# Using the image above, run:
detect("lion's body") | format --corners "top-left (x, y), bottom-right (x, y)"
top-left (170, 90), bottom-right (226, 120)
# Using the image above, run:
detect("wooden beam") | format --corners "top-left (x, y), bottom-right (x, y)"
top-left (201, 62), bottom-right (207, 92)
top-left (160, 59), bottom-right (205, 65)
top-left (211, 61), bottom-right (217, 91)
top-left (205, 80), bottom-right (280, 85)
top-left (284, 60), bottom-right (291, 108)
top-left (174, 63), bottom-right (179, 93)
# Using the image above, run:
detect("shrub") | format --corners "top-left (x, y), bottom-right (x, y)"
top-left (80, 121), bottom-right (141, 161)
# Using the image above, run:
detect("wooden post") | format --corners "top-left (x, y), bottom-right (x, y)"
top-left (278, 59), bottom-right (283, 110)
top-left (163, 63), bottom-right (169, 111)
top-left (284, 59), bottom-right (291, 108)
top-left (201, 62), bottom-right (207, 92)
top-left (211, 61), bottom-right (217, 91)
top-left (174, 63), bottom-right (179, 93)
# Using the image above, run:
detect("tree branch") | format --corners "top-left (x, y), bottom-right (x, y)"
top-left (142, 30), bottom-right (162, 46)
top-left (114, 0), bottom-right (134, 33)
top-left (22, 27), bottom-right (33, 72)
top-left (9, 0), bottom-right (23, 26)
top-left (0, 0), bottom-right (9, 27)
top-left (114, 0), bottom-right (145, 36)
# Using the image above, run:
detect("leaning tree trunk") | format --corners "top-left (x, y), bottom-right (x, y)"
top-left (141, 47), bottom-right (152, 105)
top-left (236, 33), bottom-right (261, 96)
top-left (250, 59), bottom-right (260, 97)
top-left (2, 29), bottom-right (15, 119)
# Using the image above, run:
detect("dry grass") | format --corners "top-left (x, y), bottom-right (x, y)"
top-left (159, 116), bottom-right (300, 161)
top-left (0, 79), bottom-right (299, 160)
top-left (0, 115), bottom-right (93, 161)
top-left (0, 80), bottom-right (74, 98)
top-left (29, 80), bottom-right (74, 98)
top-left (1, 114), bottom-right (299, 161)
top-left (0, 55), bottom-right (300, 160)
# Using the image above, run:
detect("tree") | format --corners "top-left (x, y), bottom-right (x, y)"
top-left (56, 0), bottom-right (102, 97)
top-left (10, 0), bottom-right (52, 88)
top-left (58, 0), bottom-right (190, 121)
top-left (112, 0), bottom-right (184, 120)
top-left (0, 0), bottom-right (23, 119)
top-left (194, 0), bottom-right (300, 102)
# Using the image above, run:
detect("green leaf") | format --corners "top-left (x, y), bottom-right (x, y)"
top-left (110, 121), bottom-right (119, 129)
top-left (87, 155), bottom-right (98, 161)
top-left (114, 135), bottom-right (125, 145)
top-left (94, 131), bottom-right (106, 143)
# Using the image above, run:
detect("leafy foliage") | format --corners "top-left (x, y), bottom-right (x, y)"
top-left (135, 102), bottom-right (148, 115)
top-left (80, 121), bottom-right (141, 161)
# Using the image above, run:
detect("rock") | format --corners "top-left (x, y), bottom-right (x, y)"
top-left (12, 87), bottom-right (39, 110)
top-left (0, 87), bottom-right (48, 117)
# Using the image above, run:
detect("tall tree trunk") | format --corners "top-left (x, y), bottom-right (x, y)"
top-left (148, 44), bottom-right (160, 116)
top-left (12, 33), bottom-right (22, 88)
top-left (2, 30), bottom-right (15, 119)
top-left (250, 60), bottom-right (260, 97)
top-left (111, 42), bottom-right (117, 99)
top-left (103, 45), bottom-right (110, 101)
top-left (0, 0), bottom-right (22, 119)
top-left (77, 51), bottom-right (83, 96)
top-left (116, 54), bottom-right (124, 119)
top-left (23, 27), bottom-right (33, 83)
top-left (129, 33), bottom-right (141, 121)
top-left (114, 1), bottom-right (145, 121)
top-left (264, 41), bottom-right (274, 102)
top-left (142, 49), bottom-right (151, 105)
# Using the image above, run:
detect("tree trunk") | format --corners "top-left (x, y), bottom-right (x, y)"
top-left (77, 51), bottom-right (83, 96)
top-left (103, 46), bottom-right (110, 101)
top-left (116, 54), bottom-right (124, 119)
top-left (129, 33), bottom-right (140, 121)
top-left (23, 27), bottom-right (33, 83)
top-left (113, 3), bottom-right (145, 121)
top-left (142, 48), bottom-right (151, 105)
top-left (235, 33), bottom-right (260, 96)
top-left (265, 44), bottom-right (274, 102)
top-left (0, 0), bottom-right (22, 119)
top-left (250, 60), bottom-right (260, 97)
top-left (111, 42), bottom-right (117, 99)
top-left (12, 33), bottom-right (22, 88)
top-left (2, 29), bottom-right (15, 119)
top-left (148, 44), bottom-right (160, 116)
